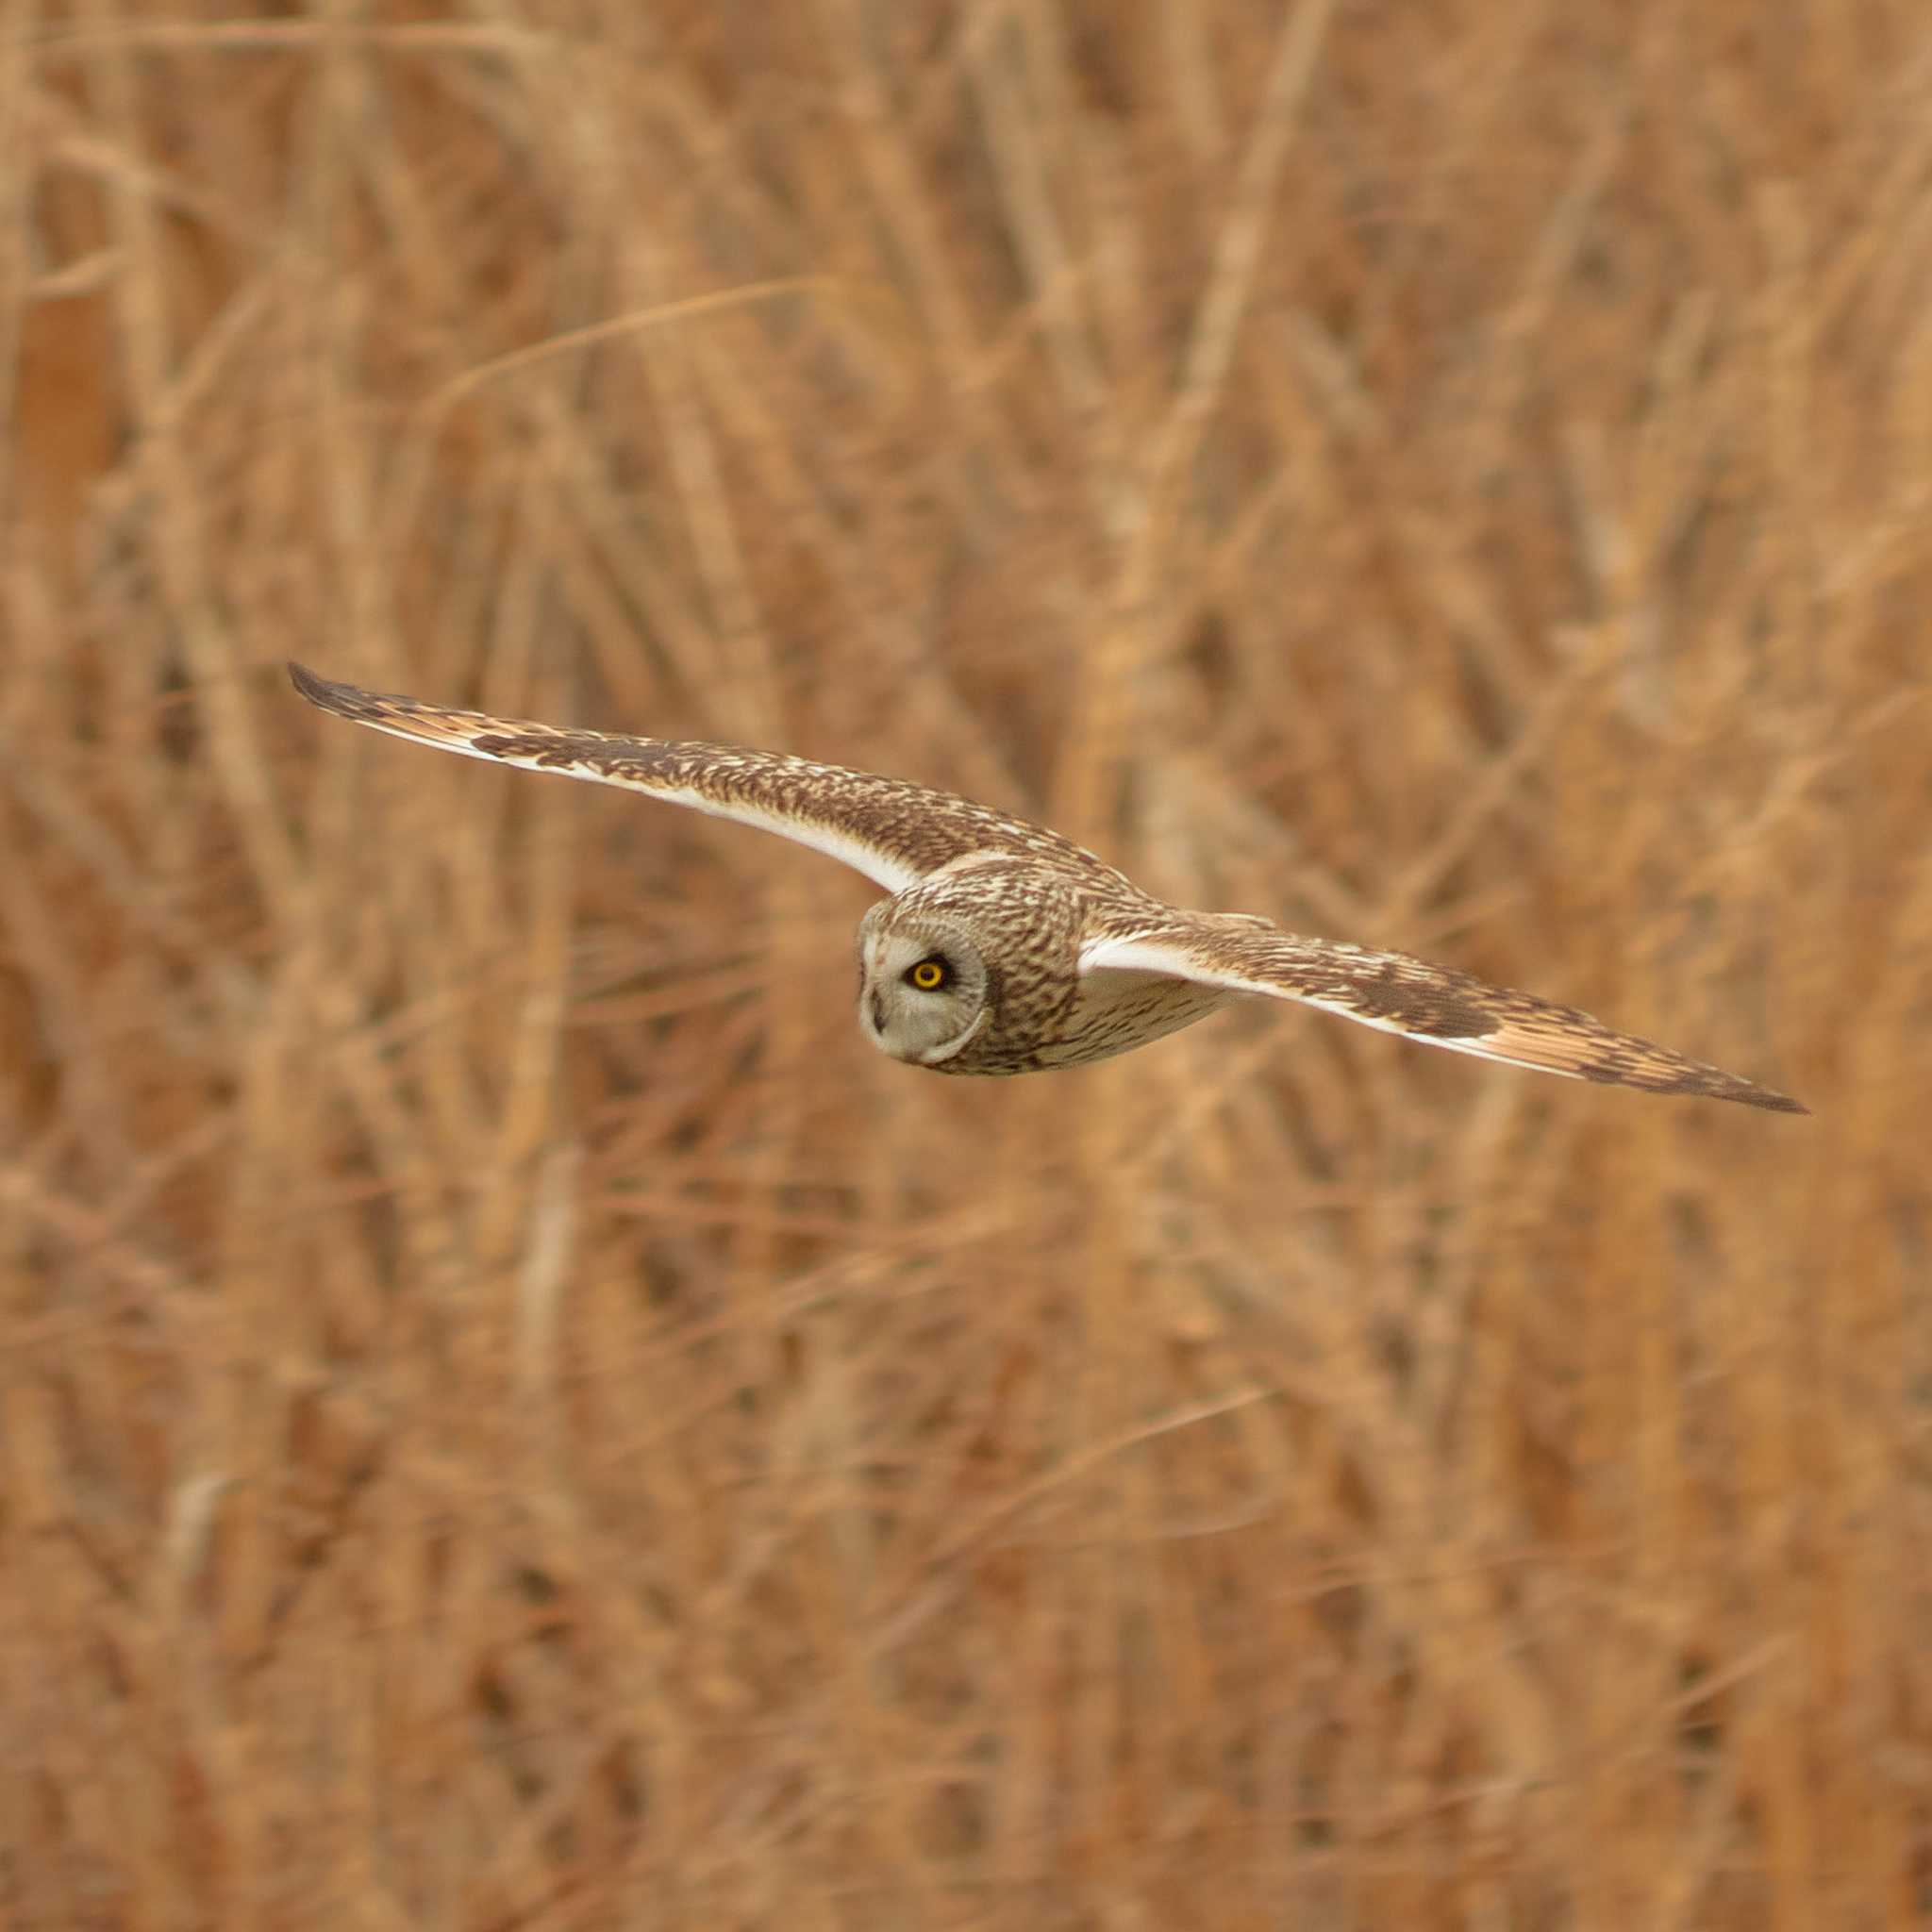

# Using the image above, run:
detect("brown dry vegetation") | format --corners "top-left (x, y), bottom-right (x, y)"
top-left (2, 1), bottom-right (1928, 1926)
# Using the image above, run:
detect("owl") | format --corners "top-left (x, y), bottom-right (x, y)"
top-left (289, 664), bottom-right (1806, 1112)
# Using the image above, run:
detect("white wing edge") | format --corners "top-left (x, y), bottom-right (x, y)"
top-left (320, 709), bottom-right (920, 895)
top-left (1079, 932), bottom-right (1245, 980)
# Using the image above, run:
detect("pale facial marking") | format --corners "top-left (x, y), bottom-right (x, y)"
top-left (854, 914), bottom-right (987, 1066)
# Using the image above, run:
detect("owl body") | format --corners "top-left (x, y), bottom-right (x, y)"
top-left (856, 857), bottom-right (1236, 1074)
top-left (289, 664), bottom-right (1807, 1113)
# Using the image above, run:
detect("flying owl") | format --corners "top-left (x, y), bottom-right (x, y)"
top-left (289, 664), bottom-right (1806, 1112)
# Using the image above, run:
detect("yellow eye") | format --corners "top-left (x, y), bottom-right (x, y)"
top-left (908, 958), bottom-right (948, 991)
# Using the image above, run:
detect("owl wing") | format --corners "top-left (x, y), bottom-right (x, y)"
top-left (1079, 918), bottom-right (1807, 1112)
top-left (290, 663), bottom-right (1091, 893)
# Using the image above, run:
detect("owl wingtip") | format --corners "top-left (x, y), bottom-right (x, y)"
top-left (289, 661), bottom-right (387, 724)
top-left (288, 660), bottom-right (333, 705)
top-left (1679, 1071), bottom-right (1807, 1113)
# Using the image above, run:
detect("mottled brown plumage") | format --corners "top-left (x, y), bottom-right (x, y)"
top-left (289, 663), bottom-right (1807, 1111)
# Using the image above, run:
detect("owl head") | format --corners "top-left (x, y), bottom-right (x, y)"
top-left (855, 898), bottom-right (996, 1066)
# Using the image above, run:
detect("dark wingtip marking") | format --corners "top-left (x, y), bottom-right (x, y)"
top-left (1731, 1085), bottom-right (1809, 1115)
top-left (289, 661), bottom-right (391, 724)
top-left (288, 659), bottom-right (333, 705)
top-left (1583, 1058), bottom-right (1809, 1113)
top-left (1657, 1067), bottom-right (1809, 1113)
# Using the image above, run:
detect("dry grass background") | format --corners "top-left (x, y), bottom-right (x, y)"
top-left (1, 0), bottom-right (1928, 1926)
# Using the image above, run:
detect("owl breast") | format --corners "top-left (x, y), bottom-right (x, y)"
top-left (1030, 969), bottom-right (1232, 1069)
top-left (935, 957), bottom-right (1230, 1075)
